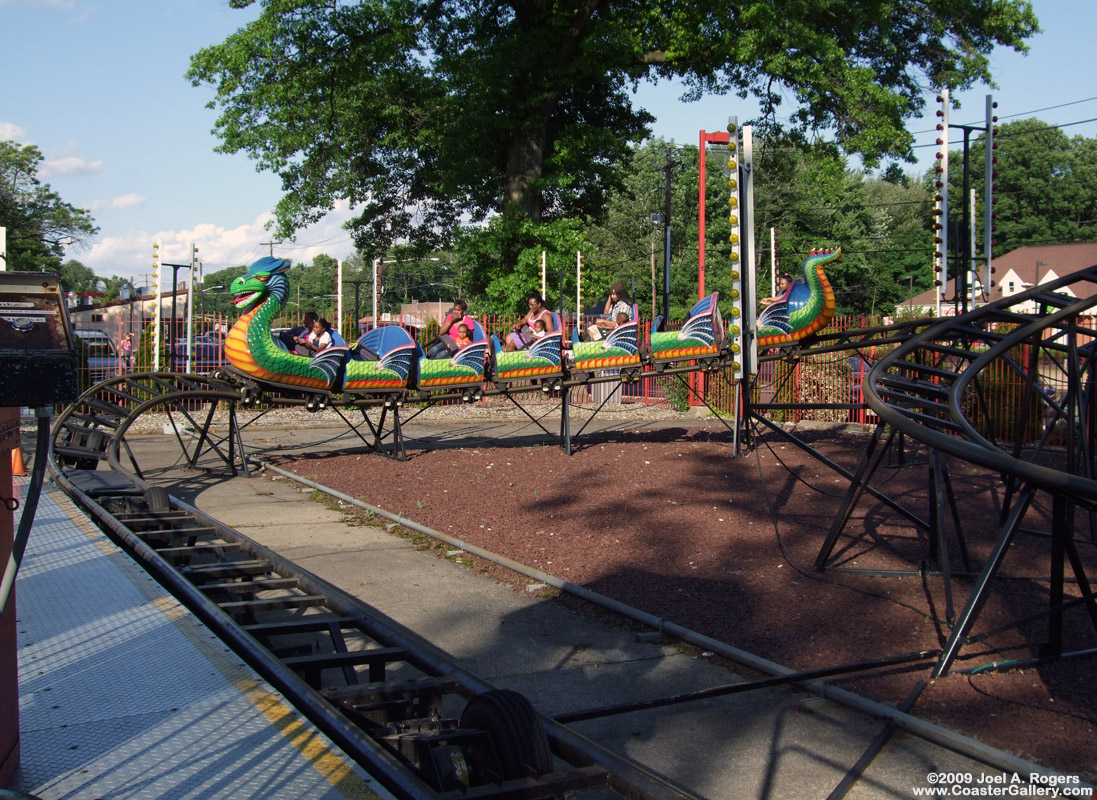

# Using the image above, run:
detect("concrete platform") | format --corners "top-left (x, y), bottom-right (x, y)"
top-left (7, 476), bottom-right (390, 800)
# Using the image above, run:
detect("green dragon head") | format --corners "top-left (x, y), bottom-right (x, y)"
top-left (230, 256), bottom-right (292, 314)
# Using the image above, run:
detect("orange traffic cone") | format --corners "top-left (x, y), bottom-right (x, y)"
top-left (11, 444), bottom-right (27, 476)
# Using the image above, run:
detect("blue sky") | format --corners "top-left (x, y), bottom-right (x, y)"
top-left (3, 0), bottom-right (1095, 284)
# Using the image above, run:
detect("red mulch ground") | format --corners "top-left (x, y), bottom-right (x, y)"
top-left (270, 425), bottom-right (1097, 778)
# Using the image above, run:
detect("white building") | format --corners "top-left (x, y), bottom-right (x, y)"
top-left (901, 242), bottom-right (1097, 316)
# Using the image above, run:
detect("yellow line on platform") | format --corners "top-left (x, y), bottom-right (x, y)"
top-left (234, 678), bottom-right (384, 800)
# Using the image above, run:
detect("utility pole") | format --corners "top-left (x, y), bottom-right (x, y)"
top-left (344, 280), bottom-right (370, 329)
top-left (260, 240), bottom-right (277, 257)
top-left (650, 240), bottom-right (656, 320)
top-left (662, 151), bottom-right (674, 321)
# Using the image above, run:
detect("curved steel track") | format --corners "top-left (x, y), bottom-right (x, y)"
top-left (858, 266), bottom-right (1097, 676)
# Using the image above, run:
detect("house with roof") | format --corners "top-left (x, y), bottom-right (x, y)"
top-left (900, 242), bottom-right (1097, 315)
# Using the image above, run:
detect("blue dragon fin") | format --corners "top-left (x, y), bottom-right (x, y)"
top-left (679, 313), bottom-right (716, 345)
top-left (758, 301), bottom-right (791, 333)
top-left (379, 344), bottom-right (415, 381)
top-left (603, 323), bottom-right (639, 354)
top-left (309, 346), bottom-right (349, 383)
top-left (452, 342), bottom-right (488, 373)
top-left (527, 333), bottom-right (562, 365)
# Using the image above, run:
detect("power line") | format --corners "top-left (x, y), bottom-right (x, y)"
top-left (909, 95), bottom-right (1097, 135)
top-left (912, 115), bottom-right (1097, 149)
top-left (942, 96), bottom-right (1097, 131)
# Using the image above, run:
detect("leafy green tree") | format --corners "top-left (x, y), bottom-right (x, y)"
top-left (584, 142), bottom-right (668, 318)
top-left (582, 140), bottom-right (734, 321)
top-left (454, 216), bottom-right (590, 315)
top-left (196, 264), bottom-right (248, 317)
top-left (58, 259), bottom-right (98, 294)
top-left (860, 175), bottom-right (934, 311)
top-left (749, 140), bottom-right (868, 312)
top-left (375, 248), bottom-right (451, 311)
top-left (949, 119), bottom-right (1097, 252)
top-left (584, 136), bottom-right (930, 318)
top-left (286, 255), bottom-right (340, 318)
top-left (188, 0), bottom-right (1037, 262)
top-left (0, 141), bottom-right (99, 271)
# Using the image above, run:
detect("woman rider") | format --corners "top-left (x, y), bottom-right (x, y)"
top-left (426, 299), bottom-right (471, 358)
top-left (588, 282), bottom-right (632, 339)
top-left (503, 291), bottom-right (555, 351)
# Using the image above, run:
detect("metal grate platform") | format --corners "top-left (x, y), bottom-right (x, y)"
top-left (9, 477), bottom-right (391, 800)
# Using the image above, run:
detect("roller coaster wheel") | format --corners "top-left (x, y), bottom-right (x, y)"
top-left (72, 429), bottom-right (106, 471)
top-left (305, 396), bottom-right (322, 413)
top-left (239, 386), bottom-right (258, 407)
top-left (143, 486), bottom-right (172, 513)
top-left (459, 689), bottom-right (553, 783)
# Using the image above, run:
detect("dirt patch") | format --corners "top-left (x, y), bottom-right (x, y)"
top-left (269, 425), bottom-right (1097, 778)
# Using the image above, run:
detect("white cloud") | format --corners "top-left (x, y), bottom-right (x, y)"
top-left (0, 122), bottom-right (28, 143)
top-left (74, 202), bottom-right (359, 283)
top-left (40, 154), bottom-right (102, 177)
top-left (37, 139), bottom-right (102, 176)
top-left (90, 193), bottom-right (147, 211)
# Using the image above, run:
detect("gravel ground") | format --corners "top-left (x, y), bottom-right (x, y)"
top-left (110, 397), bottom-right (696, 435)
top-left (268, 424), bottom-right (1097, 781)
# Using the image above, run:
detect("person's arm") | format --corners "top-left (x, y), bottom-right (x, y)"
top-left (602, 295), bottom-right (613, 315)
top-left (596, 303), bottom-right (619, 328)
top-left (541, 311), bottom-right (555, 333)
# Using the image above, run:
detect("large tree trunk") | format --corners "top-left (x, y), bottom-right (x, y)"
top-left (501, 0), bottom-right (601, 223)
top-left (504, 126), bottom-right (547, 222)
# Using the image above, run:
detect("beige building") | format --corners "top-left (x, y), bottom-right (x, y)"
top-left (900, 242), bottom-right (1097, 316)
top-left (66, 288), bottom-right (191, 347)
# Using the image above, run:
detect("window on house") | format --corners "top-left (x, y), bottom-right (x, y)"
top-left (1008, 282), bottom-right (1015, 293)
top-left (91, 314), bottom-right (105, 322)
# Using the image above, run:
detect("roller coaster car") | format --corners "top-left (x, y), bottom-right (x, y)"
top-left (416, 319), bottom-right (490, 402)
top-left (648, 293), bottom-right (724, 371)
top-left (489, 311), bottom-right (565, 392)
top-left (340, 325), bottom-right (420, 401)
top-left (756, 247), bottom-right (839, 349)
top-left (570, 304), bottom-right (642, 379)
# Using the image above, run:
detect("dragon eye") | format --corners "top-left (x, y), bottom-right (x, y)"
top-left (256, 275), bottom-right (269, 282)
